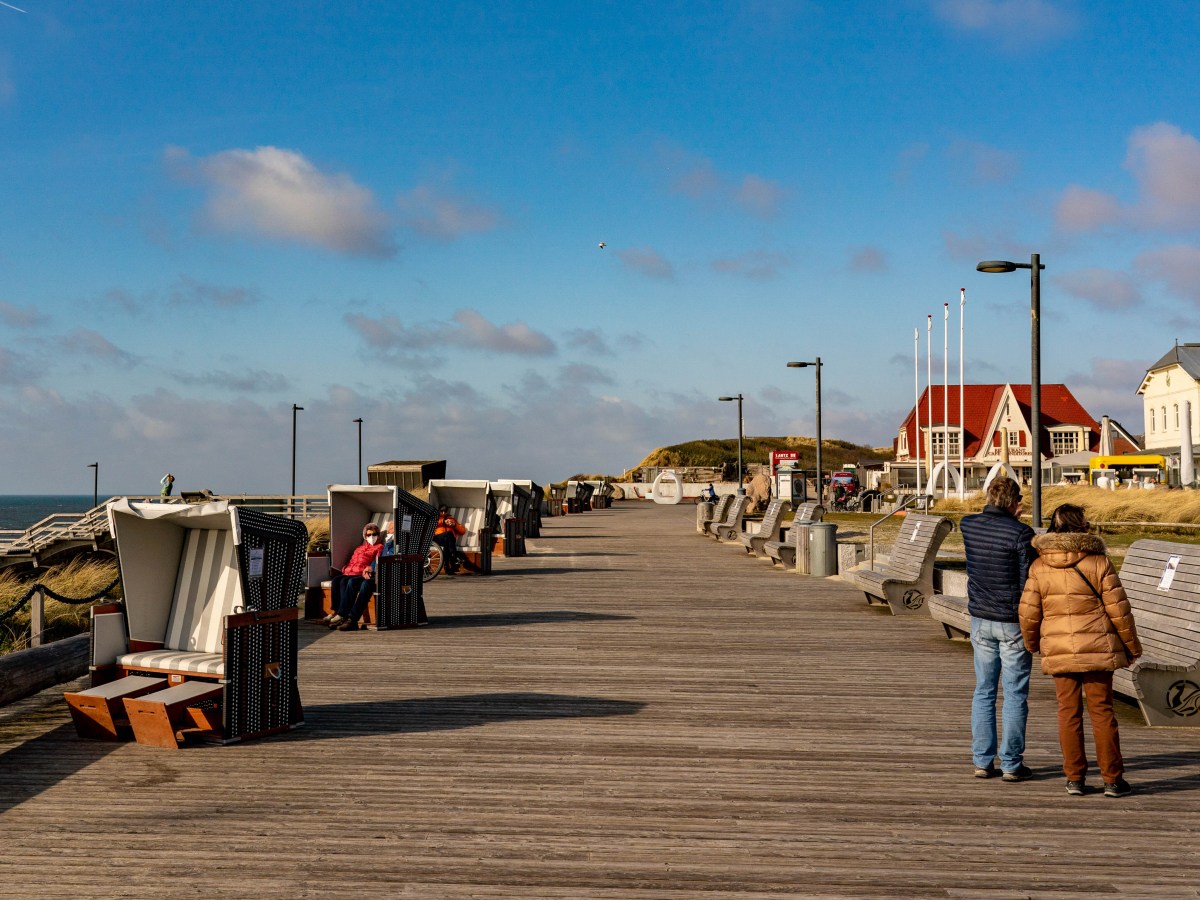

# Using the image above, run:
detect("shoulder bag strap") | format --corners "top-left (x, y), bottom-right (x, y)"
top-left (1070, 563), bottom-right (1104, 606)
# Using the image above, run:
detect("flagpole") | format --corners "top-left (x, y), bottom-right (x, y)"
top-left (959, 288), bottom-right (966, 499)
top-left (943, 302), bottom-right (949, 498)
top-left (927, 314), bottom-right (933, 499)
top-left (914, 327), bottom-right (921, 497)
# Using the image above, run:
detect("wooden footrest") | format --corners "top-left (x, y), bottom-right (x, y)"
top-left (64, 675), bottom-right (168, 741)
top-left (124, 681), bottom-right (225, 749)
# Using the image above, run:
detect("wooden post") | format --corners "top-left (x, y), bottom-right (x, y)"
top-left (30, 586), bottom-right (44, 648)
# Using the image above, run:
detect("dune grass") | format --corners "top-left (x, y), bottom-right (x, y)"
top-left (0, 557), bottom-right (121, 654)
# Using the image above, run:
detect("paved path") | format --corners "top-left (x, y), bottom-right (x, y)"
top-left (2, 502), bottom-right (1200, 897)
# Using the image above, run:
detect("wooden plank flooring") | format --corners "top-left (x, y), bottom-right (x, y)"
top-left (3, 502), bottom-right (1200, 898)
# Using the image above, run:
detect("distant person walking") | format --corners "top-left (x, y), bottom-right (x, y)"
top-left (959, 477), bottom-right (1038, 782)
top-left (160, 473), bottom-right (175, 497)
top-left (1019, 504), bottom-right (1142, 798)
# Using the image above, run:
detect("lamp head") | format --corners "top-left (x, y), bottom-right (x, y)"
top-left (786, 361), bottom-right (810, 368)
top-left (976, 260), bottom-right (1017, 273)
top-left (718, 396), bottom-right (734, 402)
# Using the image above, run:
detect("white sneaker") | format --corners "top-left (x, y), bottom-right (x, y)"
top-left (327, 614), bottom-right (344, 628)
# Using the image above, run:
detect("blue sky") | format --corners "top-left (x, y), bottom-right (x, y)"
top-left (1, 0), bottom-right (1198, 494)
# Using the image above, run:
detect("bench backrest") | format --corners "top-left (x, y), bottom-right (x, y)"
top-left (794, 500), bottom-right (824, 524)
top-left (447, 506), bottom-right (487, 551)
top-left (726, 495), bottom-right (750, 525)
top-left (164, 528), bottom-right (242, 654)
top-left (709, 493), bottom-right (735, 524)
top-left (1117, 539), bottom-right (1200, 665)
top-left (887, 513), bottom-right (954, 581)
top-left (759, 499), bottom-right (787, 533)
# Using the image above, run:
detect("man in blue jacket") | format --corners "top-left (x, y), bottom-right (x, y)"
top-left (959, 476), bottom-right (1038, 782)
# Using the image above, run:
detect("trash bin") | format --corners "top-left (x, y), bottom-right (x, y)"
top-left (794, 524), bottom-right (812, 574)
top-left (809, 522), bottom-right (839, 577)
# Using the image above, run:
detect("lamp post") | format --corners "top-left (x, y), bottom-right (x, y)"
top-left (786, 358), bottom-right (822, 503)
top-left (717, 394), bottom-right (745, 496)
top-left (977, 254), bottom-right (1045, 527)
top-left (291, 404), bottom-right (304, 498)
top-left (353, 417), bottom-right (364, 484)
top-left (87, 462), bottom-right (98, 509)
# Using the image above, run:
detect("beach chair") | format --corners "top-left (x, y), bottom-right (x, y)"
top-left (427, 480), bottom-right (496, 575)
top-left (63, 499), bottom-right (307, 748)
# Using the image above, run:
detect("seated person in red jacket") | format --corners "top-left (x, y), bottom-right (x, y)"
top-left (325, 521), bottom-right (386, 631)
top-left (434, 506), bottom-right (466, 575)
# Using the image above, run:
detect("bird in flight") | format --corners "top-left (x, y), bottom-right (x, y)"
top-left (598, 242), bottom-right (606, 249)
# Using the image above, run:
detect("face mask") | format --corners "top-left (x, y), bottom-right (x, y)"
top-left (366, 535), bottom-right (378, 545)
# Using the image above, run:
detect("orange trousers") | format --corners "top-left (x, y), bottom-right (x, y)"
top-left (1053, 671), bottom-right (1124, 783)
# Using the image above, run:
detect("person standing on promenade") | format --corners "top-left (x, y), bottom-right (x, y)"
top-left (960, 476), bottom-right (1038, 782)
top-left (159, 473), bottom-right (175, 497)
top-left (1019, 504), bottom-right (1142, 797)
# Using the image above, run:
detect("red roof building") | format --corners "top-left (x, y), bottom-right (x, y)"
top-left (890, 383), bottom-right (1135, 490)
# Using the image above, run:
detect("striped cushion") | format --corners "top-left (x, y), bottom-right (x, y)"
top-left (119, 649), bottom-right (224, 676)
top-left (495, 496), bottom-right (513, 519)
top-left (370, 512), bottom-right (391, 532)
top-left (163, 529), bottom-right (242, 654)
top-left (449, 506), bottom-right (486, 551)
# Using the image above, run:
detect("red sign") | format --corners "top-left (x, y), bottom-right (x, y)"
top-left (770, 450), bottom-right (800, 468)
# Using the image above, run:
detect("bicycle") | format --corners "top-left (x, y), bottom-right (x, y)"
top-left (423, 544), bottom-right (444, 581)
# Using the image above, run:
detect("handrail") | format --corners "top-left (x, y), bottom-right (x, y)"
top-left (868, 493), bottom-right (930, 571)
top-left (0, 494), bottom-right (330, 560)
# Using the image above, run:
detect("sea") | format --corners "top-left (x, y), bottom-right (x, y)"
top-left (0, 495), bottom-right (96, 531)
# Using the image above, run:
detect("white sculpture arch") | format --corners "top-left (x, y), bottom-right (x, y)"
top-left (928, 462), bottom-right (964, 496)
top-left (650, 469), bottom-right (684, 505)
top-left (983, 461), bottom-right (1021, 492)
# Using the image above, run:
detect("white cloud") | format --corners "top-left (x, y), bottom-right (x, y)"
top-left (711, 250), bottom-right (790, 281)
top-left (1053, 267), bottom-right (1142, 310)
top-left (932, 0), bottom-right (1078, 41)
top-left (396, 183), bottom-right (503, 240)
top-left (616, 246), bottom-right (674, 280)
top-left (168, 145), bottom-right (395, 258)
top-left (1135, 244), bottom-right (1200, 304)
top-left (947, 139), bottom-right (1020, 184)
top-left (170, 368), bottom-right (290, 393)
top-left (848, 246), bottom-right (888, 273)
top-left (345, 308), bottom-right (557, 366)
top-left (62, 328), bottom-right (137, 368)
top-left (654, 142), bottom-right (786, 219)
top-left (565, 328), bottom-right (614, 356)
top-left (0, 301), bottom-right (47, 328)
top-left (1054, 185), bottom-right (1121, 233)
top-left (1125, 122), bottom-right (1200, 231)
top-left (1062, 357), bottom-right (1149, 428)
top-left (168, 275), bottom-right (261, 308)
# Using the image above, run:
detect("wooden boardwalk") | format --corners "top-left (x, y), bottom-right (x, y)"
top-left (3, 502), bottom-right (1200, 898)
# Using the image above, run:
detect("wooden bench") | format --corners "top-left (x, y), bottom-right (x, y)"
top-left (927, 594), bottom-right (970, 640)
top-left (697, 494), bottom-right (732, 535)
top-left (1109, 540), bottom-right (1200, 727)
top-left (64, 500), bottom-right (307, 747)
top-left (763, 501), bottom-right (825, 567)
top-left (742, 498), bottom-right (790, 557)
top-left (63, 674), bottom-right (167, 741)
top-left (710, 495), bottom-right (750, 541)
top-left (849, 512), bottom-right (954, 615)
top-left (123, 680), bottom-right (225, 749)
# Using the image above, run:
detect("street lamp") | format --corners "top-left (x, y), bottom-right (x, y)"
top-left (87, 462), bottom-right (98, 509)
top-left (291, 404), bottom-right (304, 497)
top-left (787, 359), bottom-right (822, 503)
top-left (717, 394), bottom-right (745, 496)
top-left (353, 417), bottom-right (364, 484)
top-left (977, 254), bottom-right (1045, 527)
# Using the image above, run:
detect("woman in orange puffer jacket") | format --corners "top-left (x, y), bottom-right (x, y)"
top-left (1019, 504), bottom-right (1142, 799)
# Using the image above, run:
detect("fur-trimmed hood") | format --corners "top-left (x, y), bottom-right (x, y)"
top-left (1031, 531), bottom-right (1107, 568)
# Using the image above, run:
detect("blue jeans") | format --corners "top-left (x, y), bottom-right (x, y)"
top-left (970, 617), bottom-right (1032, 772)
